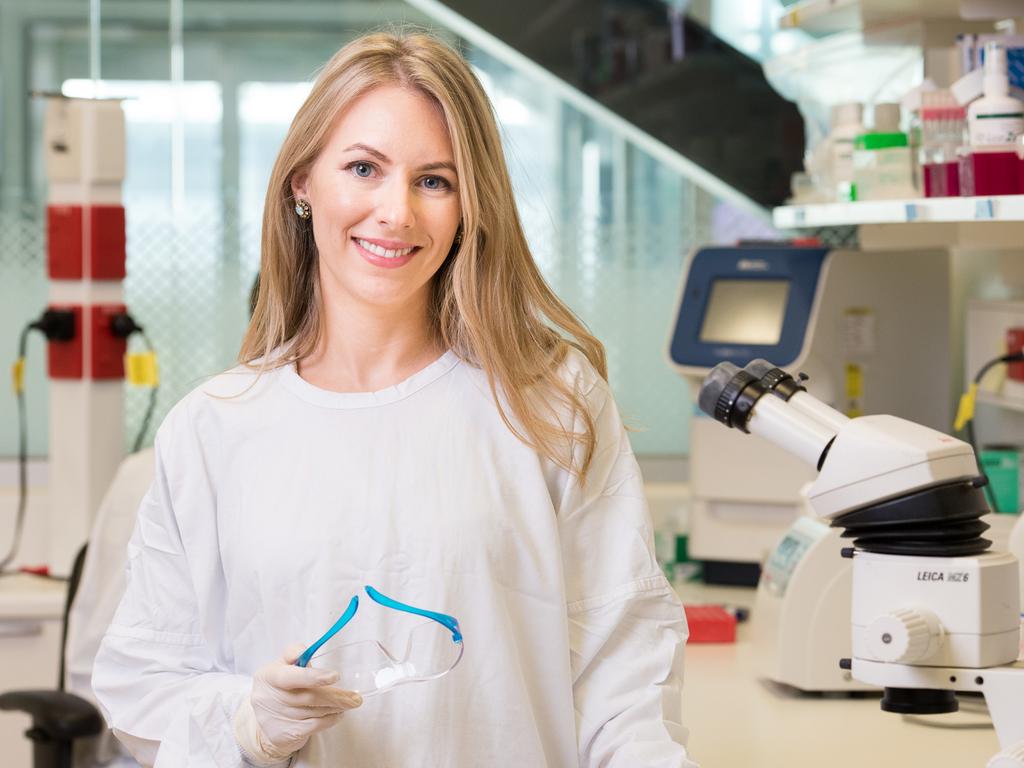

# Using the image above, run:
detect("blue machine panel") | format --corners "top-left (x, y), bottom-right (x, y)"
top-left (669, 246), bottom-right (830, 370)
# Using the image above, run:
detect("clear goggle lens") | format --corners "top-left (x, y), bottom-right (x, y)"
top-left (307, 619), bottom-right (464, 698)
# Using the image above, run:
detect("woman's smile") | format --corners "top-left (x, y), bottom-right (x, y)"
top-left (352, 236), bottom-right (422, 269)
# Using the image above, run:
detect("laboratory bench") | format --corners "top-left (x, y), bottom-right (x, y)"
top-left (677, 581), bottom-right (1002, 768)
top-left (0, 572), bottom-right (1007, 767)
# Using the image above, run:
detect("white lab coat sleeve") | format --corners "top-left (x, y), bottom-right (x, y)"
top-left (92, 400), bottom-right (255, 768)
top-left (557, 378), bottom-right (699, 768)
top-left (67, 448), bottom-right (156, 768)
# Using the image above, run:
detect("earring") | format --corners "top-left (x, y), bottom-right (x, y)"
top-left (294, 199), bottom-right (311, 220)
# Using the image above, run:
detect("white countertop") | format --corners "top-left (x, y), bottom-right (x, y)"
top-left (0, 574), bottom-right (66, 620)
top-left (0, 565), bottom-right (1007, 764)
top-left (677, 582), bottom-right (1002, 768)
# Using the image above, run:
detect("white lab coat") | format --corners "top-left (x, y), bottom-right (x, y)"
top-left (66, 450), bottom-right (153, 768)
top-left (92, 350), bottom-right (698, 767)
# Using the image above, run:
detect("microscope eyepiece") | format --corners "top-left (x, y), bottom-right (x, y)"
top-left (699, 360), bottom-right (841, 470)
top-left (745, 359), bottom-right (806, 400)
top-left (697, 362), bottom-right (769, 433)
top-left (696, 362), bottom-right (740, 418)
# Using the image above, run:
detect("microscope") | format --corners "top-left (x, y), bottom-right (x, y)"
top-left (699, 360), bottom-right (1024, 768)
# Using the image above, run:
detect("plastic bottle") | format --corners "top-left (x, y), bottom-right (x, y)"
top-left (826, 102), bottom-right (864, 201)
top-left (968, 41), bottom-right (1024, 146)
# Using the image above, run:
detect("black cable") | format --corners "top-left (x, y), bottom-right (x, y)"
top-left (972, 354), bottom-right (1022, 388)
top-left (132, 328), bottom-right (158, 453)
top-left (965, 419), bottom-right (999, 511)
top-left (110, 312), bottom-right (159, 453)
top-left (1, 323), bottom-right (39, 575)
top-left (3, 310), bottom-right (74, 575)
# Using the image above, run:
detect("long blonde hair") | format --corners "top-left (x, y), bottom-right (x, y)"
top-left (240, 31), bottom-right (608, 480)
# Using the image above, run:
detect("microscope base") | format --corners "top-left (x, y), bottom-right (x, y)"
top-left (853, 658), bottom-right (1024, 760)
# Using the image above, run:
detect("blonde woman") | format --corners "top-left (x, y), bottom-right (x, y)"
top-left (93, 32), bottom-right (697, 768)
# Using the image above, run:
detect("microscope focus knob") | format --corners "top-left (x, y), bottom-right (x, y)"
top-left (867, 607), bottom-right (943, 664)
top-left (987, 741), bottom-right (1024, 768)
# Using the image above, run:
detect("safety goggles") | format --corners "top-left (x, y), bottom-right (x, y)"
top-left (295, 585), bottom-right (463, 698)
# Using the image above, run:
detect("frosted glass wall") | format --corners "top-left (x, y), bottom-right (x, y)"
top-left (0, 5), bottom-right (777, 458)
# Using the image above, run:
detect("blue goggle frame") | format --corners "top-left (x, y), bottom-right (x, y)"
top-left (296, 585), bottom-right (462, 668)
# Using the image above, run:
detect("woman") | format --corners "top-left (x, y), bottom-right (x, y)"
top-left (93, 32), bottom-right (697, 768)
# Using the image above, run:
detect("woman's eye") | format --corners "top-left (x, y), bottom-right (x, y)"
top-left (422, 176), bottom-right (450, 191)
top-left (353, 162), bottom-right (373, 178)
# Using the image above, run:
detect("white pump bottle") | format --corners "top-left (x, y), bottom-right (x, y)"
top-left (968, 41), bottom-right (1024, 146)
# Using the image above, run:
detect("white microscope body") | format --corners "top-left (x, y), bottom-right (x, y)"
top-left (754, 513), bottom-right (875, 692)
top-left (1014, 514), bottom-right (1024, 602)
top-left (699, 361), bottom-right (1024, 768)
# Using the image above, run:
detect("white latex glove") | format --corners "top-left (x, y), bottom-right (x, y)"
top-left (234, 643), bottom-right (362, 766)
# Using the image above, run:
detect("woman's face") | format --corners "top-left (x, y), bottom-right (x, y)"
top-left (292, 84), bottom-right (462, 315)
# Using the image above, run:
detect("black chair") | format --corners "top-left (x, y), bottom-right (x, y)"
top-left (0, 544), bottom-right (104, 768)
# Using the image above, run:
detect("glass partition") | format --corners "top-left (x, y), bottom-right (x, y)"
top-left (466, 43), bottom-right (777, 454)
top-left (1, 0), bottom-right (778, 459)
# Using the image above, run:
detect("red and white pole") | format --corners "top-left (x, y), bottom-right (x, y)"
top-left (42, 96), bottom-right (127, 569)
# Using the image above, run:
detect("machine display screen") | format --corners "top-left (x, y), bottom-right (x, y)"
top-left (761, 518), bottom-right (828, 597)
top-left (698, 279), bottom-right (791, 345)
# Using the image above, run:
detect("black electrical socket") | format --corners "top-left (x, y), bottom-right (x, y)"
top-left (35, 309), bottom-right (76, 341)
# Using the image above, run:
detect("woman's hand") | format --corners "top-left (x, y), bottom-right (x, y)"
top-left (234, 644), bottom-right (362, 765)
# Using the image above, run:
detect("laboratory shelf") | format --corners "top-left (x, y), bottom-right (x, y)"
top-left (773, 194), bottom-right (1024, 229)
top-left (777, 0), bottom-right (963, 34)
top-left (977, 389), bottom-right (1024, 415)
top-left (777, 0), bottom-right (859, 34)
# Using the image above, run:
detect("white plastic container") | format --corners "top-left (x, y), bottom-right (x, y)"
top-left (852, 131), bottom-right (916, 200)
top-left (819, 102), bottom-right (864, 202)
top-left (852, 103), bottom-right (916, 200)
top-left (968, 41), bottom-right (1024, 147)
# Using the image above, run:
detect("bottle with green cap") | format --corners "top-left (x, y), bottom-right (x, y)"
top-left (851, 103), bottom-right (916, 200)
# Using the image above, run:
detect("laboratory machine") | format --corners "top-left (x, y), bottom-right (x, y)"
top-left (754, 502), bottom-right (875, 692)
top-left (700, 360), bottom-right (1024, 767)
top-left (669, 244), bottom-right (952, 585)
